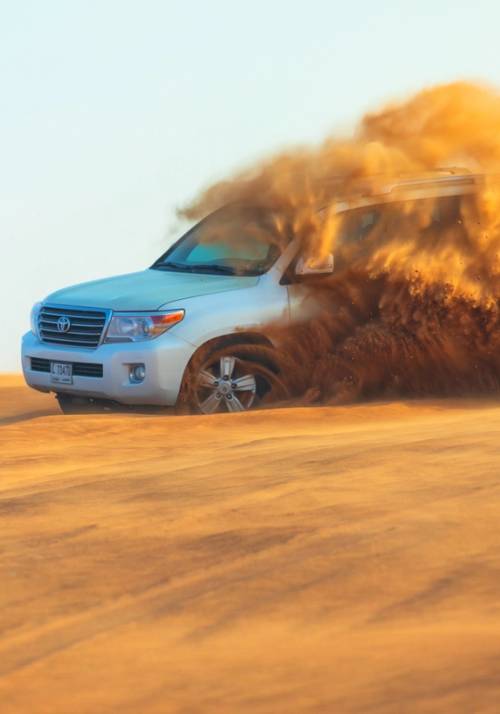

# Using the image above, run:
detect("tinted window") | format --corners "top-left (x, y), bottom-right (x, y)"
top-left (337, 196), bottom-right (462, 246)
top-left (337, 208), bottom-right (380, 245)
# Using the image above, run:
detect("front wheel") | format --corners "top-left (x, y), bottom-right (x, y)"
top-left (178, 344), bottom-right (288, 414)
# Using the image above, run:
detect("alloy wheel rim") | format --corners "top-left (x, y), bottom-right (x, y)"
top-left (196, 355), bottom-right (257, 414)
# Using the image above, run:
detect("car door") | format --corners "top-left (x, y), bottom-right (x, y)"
top-left (286, 205), bottom-right (381, 322)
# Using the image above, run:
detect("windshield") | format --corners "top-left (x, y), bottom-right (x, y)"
top-left (152, 206), bottom-right (284, 276)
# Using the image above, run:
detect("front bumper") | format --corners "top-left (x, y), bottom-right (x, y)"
top-left (21, 331), bottom-right (196, 406)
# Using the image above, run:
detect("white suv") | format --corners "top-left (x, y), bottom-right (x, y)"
top-left (22, 171), bottom-right (479, 413)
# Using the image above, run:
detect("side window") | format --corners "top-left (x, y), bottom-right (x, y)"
top-left (403, 195), bottom-right (462, 238)
top-left (429, 196), bottom-right (461, 227)
top-left (336, 197), bottom-right (461, 246)
top-left (337, 208), bottom-right (380, 245)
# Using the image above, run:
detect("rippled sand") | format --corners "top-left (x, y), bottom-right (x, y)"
top-left (1, 375), bottom-right (500, 713)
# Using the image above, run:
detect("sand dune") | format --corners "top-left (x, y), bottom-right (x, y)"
top-left (1, 375), bottom-right (500, 713)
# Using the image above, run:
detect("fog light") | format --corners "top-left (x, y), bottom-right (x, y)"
top-left (130, 364), bottom-right (146, 383)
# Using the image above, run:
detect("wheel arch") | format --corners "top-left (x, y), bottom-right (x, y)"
top-left (176, 331), bottom-right (282, 411)
top-left (200, 330), bottom-right (274, 353)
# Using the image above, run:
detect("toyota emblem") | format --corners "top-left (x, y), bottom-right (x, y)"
top-left (57, 316), bottom-right (71, 333)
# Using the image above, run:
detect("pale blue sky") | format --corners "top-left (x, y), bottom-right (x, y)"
top-left (1, 0), bottom-right (499, 370)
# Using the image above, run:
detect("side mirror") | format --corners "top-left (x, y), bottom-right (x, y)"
top-left (295, 253), bottom-right (334, 276)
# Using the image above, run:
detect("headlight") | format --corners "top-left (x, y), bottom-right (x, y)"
top-left (30, 302), bottom-right (42, 337)
top-left (104, 310), bottom-right (185, 343)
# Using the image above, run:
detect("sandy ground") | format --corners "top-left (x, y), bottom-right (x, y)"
top-left (1, 376), bottom-right (500, 713)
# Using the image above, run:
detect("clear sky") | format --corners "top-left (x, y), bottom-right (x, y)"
top-left (1, 0), bottom-right (500, 370)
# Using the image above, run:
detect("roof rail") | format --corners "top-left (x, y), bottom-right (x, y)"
top-left (387, 174), bottom-right (478, 194)
top-left (432, 166), bottom-right (472, 175)
top-left (321, 167), bottom-right (475, 188)
top-left (320, 168), bottom-right (486, 203)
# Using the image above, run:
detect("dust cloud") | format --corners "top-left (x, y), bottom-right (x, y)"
top-left (180, 82), bottom-right (500, 403)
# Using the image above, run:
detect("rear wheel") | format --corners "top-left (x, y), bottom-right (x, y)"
top-left (178, 343), bottom-right (288, 414)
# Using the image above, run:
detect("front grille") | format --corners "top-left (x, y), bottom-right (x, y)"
top-left (30, 357), bottom-right (103, 378)
top-left (38, 305), bottom-right (108, 348)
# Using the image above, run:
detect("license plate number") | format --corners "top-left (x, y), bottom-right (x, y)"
top-left (50, 362), bottom-right (73, 384)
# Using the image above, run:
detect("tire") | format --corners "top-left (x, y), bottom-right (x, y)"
top-left (177, 343), bottom-right (289, 415)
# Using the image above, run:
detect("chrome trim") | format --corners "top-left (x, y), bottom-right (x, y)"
top-left (40, 327), bottom-right (103, 336)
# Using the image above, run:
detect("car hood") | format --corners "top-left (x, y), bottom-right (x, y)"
top-left (46, 269), bottom-right (259, 311)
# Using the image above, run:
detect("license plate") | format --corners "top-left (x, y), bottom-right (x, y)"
top-left (50, 362), bottom-right (73, 384)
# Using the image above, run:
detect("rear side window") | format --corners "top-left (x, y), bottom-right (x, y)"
top-left (428, 196), bottom-right (461, 227)
top-left (336, 196), bottom-right (462, 245)
top-left (337, 208), bottom-right (381, 245)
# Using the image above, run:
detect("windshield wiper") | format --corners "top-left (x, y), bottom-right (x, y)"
top-left (153, 261), bottom-right (194, 272)
top-left (153, 261), bottom-right (236, 275)
top-left (187, 263), bottom-right (236, 275)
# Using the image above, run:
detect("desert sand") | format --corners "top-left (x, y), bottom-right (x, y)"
top-left (1, 374), bottom-right (500, 713)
